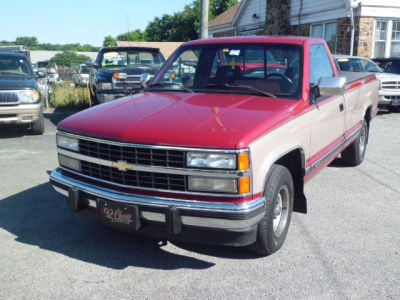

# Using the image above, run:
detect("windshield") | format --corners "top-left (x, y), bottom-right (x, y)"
top-left (0, 55), bottom-right (33, 76)
top-left (149, 44), bottom-right (302, 99)
top-left (100, 50), bottom-right (164, 68)
top-left (336, 57), bottom-right (382, 73)
top-left (79, 66), bottom-right (90, 73)
top-left (37, 61), bottom-right (50, 68)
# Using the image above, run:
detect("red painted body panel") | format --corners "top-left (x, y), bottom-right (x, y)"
top-left (58, 92), bottom-right (302, 149)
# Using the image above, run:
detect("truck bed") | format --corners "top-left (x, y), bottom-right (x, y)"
top-left (339, 71), bottom-right (375, 84)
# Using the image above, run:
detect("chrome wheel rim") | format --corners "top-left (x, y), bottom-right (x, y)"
top-left (359, 122), bottom-right (367, 156)
top-left (273, 185), bottom-right (289, 237)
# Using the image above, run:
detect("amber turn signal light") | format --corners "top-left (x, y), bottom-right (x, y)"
top-left (238, 153), bottom-right (249, 170)
top-left (238, 177), bottom-right (250, 194)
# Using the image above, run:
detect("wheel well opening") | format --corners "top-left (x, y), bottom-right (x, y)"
top-left (275, 149), bottom-right (307, 213)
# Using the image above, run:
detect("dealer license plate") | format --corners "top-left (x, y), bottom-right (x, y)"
top-left (392, 98), bottom-right (400, 106)
top-left (99, 200), bottom-right (137, 230)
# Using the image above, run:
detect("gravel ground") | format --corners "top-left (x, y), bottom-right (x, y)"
top-left (0, 110), bottom-right (399, 299)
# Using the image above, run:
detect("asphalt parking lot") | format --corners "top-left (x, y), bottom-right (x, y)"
top-left (0, 109), bottom-right (399, 299)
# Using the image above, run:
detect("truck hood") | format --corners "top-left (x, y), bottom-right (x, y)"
top-left (375, 72), bottom-right (400, 81)
top-left (0, 76), bottom-right (36, 90)
top-left (58, 92), bottom-right (301, 149)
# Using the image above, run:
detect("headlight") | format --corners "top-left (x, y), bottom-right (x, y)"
top-left (187, 152), bottom-right (236, 169)
top-left (58, 154), bottom-right (81, 172)
top-left (101, 83), bottom-right (112, 90)
top-left (57, 135), bottom-right (79, 152)
top-left (19, 90), bottom-right (40, 104)
top-left (113, 72), bottom-right (127, 79)
top-left (188, 177), bottom-right (237, 193)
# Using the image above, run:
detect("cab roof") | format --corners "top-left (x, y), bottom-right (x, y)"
top-left (184, 36), bottom-right (324, 46)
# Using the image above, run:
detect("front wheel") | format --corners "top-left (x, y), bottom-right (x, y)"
top-left (341, 118), bottom-right (368, 166)
top-left (30, 109), bottom-right (44, 135)
top-left (246, 165), bottom-right (294, 256)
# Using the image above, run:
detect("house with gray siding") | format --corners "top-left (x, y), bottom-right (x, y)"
top-left (209, 0), bottom-right (400, 58)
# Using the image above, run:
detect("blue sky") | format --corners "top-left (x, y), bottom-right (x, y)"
top-left (1, 0), bottom-right (193, 47)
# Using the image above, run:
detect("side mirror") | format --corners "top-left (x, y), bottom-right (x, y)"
top-left (36, 71), bottom-right (46, 78)
top-left (140, 73), bottom-right (151, 88)
top-left (317, 76), bottom-right (346, 96)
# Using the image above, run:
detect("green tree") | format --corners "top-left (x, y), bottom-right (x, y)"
top-left (116, 30), bottom-right (146, 41)
top-left (50, 51), bottom-right (91, 66)
top-left (103, 35), bottom-right (116, 47)
top-left (15, 36), bottom-right (38, 48)
top-left (144, 0), bottom-right (237, 42)
top-left (210, 0), bottom-right (238, 19)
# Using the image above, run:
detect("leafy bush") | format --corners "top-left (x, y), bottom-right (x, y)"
top-left (50, 51), bottom-right (92, 66)
top-left (49, 83), bottom-right (91, 109)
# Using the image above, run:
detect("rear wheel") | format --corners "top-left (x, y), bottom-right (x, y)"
top-left (246, 165), bottom-right (293, 256)
top-left (342, 118), bottom-right (368, 166)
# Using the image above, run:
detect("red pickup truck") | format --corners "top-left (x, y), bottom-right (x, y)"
top-left (50, 36), bottom-right (378, 256)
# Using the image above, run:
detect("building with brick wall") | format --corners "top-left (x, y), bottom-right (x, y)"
top-left (209, 0), bottom-right (400, 58)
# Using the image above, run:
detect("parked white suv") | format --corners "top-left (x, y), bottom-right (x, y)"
top-left (334, 55), bottom-right (400, 110)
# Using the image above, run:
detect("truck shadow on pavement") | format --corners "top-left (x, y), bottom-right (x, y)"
top-left (44, 109), bottom-right (79, 127)
top-left (0, 182), bottom-right (217, 270)
top-left (0, 181), bottom-right (258, 270)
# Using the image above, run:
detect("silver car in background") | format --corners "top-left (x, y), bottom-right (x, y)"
top-left (334, 54), bottom-right (400, 111)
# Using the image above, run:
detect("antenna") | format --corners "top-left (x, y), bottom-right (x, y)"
top-left (127, 14), bottom-right (130, 33)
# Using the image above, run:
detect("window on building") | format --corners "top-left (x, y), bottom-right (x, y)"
top-left (311, 22), bottom-right (337, 53)
top-left (374, 21), bottom-right (387, 57)
top-left (374, 20), bottom-right (400, 58)
top-left (391, 21), bottom-right (400, 57)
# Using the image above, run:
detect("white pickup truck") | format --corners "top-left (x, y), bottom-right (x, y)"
top-left (72, 64), bottom-right (90, 87)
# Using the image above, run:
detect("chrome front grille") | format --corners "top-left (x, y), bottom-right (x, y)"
top-left (381, 81), bottom-right (400, 89)
top-left (0, 92), bottom-right (19, 105)
top-left (114, 75), bottom-right (141, 89)
top-left (80, 161), bottom-right (186, 190)
top-left (77, 139), bottom-right (187, 190)
top-left (79, 139), bottom-right (185, 167)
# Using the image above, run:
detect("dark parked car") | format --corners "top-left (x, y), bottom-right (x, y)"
top-left (373, 57), bottom-right (400, 75)
top-left (88, 47), bottom-right (165, 104)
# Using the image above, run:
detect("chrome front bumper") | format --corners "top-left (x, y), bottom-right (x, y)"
top-left (379, 90), bottom-right (400, 106)
top-left (0, 103), bottom-right (41, 124)
top-left (50, 169), bottom-right (265, 232)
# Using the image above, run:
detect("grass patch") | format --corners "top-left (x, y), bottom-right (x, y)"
top-left (49, 83), bottom-right (91, 110)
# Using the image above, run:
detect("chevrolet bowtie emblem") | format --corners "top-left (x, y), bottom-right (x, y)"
top-left (112, 160), bottom-right (134, 172)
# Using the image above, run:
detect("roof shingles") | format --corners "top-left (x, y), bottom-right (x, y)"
top-left (208, 1), bottom-right (242, 28)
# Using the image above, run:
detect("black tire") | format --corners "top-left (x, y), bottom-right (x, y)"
top-left (30, 109), bottom-right (44, 135)
top-left (246, 165), bottom-right (294, 256)
top-left (90, 89), bottom-right (99, 106)
top-left (341, 118), bottom-right (368, 166)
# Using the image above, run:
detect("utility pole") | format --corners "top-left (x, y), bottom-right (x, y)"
top-left (200, 0), bottom-right (209, 39)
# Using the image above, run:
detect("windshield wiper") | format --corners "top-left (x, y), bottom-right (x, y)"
top-left (205, 83), bottom-right (277, 98)
top-left (147, 82), bottom-right (194, 93)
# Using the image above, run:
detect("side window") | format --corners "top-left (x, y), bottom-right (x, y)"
top-left (362, 60), bottom-right (380, 72)
top-left (309, 44), bottom-right (334, 86)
